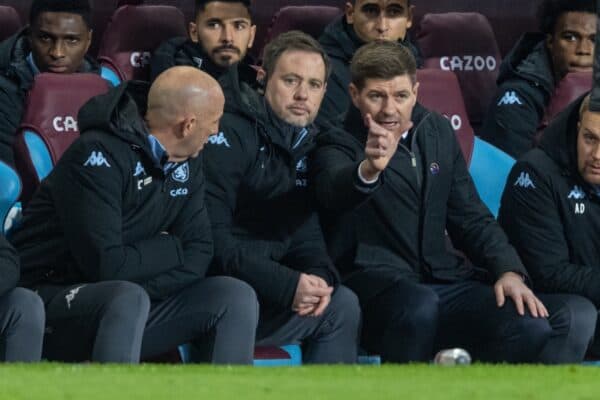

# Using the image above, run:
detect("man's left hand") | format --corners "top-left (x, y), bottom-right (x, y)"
top-left (494, 272), bottom-right (549, 318)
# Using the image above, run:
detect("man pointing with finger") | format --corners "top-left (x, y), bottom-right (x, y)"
top-left (312, 41), bottom-right (595, 363)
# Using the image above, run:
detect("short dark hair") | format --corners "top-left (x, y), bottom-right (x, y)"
top-left (351, 0), bottom-right (411, 6)
top-left (538, 0), bottom-right (596, 34)
top-left (350, 41), bottom-right (416, 90)
top-left (29, 0), bottom-right (91, 28)
top-left (195, 0), bottom-right (252, 18)
top-left (262, 30), bottom-right (331, 82)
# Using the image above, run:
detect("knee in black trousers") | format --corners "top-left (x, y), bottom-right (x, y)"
top-left (363, 282), bottom-right (439, 363)
top-left (0, 288), bottom-right (45, 362)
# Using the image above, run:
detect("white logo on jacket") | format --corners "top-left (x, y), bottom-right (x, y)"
top-left (498, 91), bottom-right (523, 106)
top-left (83, 151), bottom-right (111, 167)
top-left (133, 161), bottom-right (146, 177)
top-left (208, 132), bottom-right (231, 148)
top-left (567, 186), bottom-right (586, 200)
top-left (65, 285), bottom-right (86, 309)
top-left (514, 172), bottom-right (535, 188)
top-left (172, 162), bottom-right (189, 183)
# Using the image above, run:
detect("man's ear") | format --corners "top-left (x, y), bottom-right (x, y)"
top-left (349, 82), bottom-right (360, 108)
top-left (256, 67), bottom-right (266, 84)
top-left (189, 21), bottom-right (199, 43)
top-left (345, 2), bottom-right (355, 24)
top-left (248, 24), bottom-right (257, 49)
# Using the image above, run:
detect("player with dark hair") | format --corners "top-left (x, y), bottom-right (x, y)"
top-left (317, 0), bottom-right (421, 127)
top-left (482, 0), bottom-right (596, 158)
top-left (0, 0), bottom-right (100, 168)
top-left (150, 0), bottom-right (258, 101)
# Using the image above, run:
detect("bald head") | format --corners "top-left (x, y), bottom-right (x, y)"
top-left (148, 66), bottom-right (224, 126)
top-left (147, 66), bottom-right (225, 162)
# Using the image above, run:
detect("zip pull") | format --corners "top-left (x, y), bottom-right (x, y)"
top-left (411, 154), bottom-right (417, 167)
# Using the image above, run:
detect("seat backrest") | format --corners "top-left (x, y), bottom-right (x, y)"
top-left (541, 72), bottom-right (593, 130)
top-left (97, 4), bottom-right (187, 83)
top-left (263, 5), bottom-right (342, 56)
top-left (416, 12), bottom-right (501, 130)
top-left (0, 5), bottom-right (21, 42)
top-left (14, 73), bottom-right (110, 204)
top-left (249, 0), bottom-right (345, 61)
top-left (0, 160), bottom-right (21, 234)
top-left (411, 0), bottom-right (543, 57)
top-left (469, 137), bottom-right (515, 218)
top-left (416, 68), bottom-right (474, 165)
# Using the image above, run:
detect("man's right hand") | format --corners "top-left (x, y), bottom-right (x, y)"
top-left (359, 113), bottom-right (413, 181)
top-left (292, 273), bottom-right (333, 316)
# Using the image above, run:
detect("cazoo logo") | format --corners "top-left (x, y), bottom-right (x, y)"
top-left (53, 116), bottom-right (78, 132)
top-left (443, 114), bottom-right (462, 131)
top-left (440, 55), bottom-right (497, 72)
top-left (130, 52), bottom-right (151, 68)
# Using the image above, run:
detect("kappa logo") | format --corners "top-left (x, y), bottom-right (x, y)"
top-left (296, 157), bottom-right (308, 173)
top-left (53, 116), bottom-right (78, 132)
top-left (567, 185), bottom-right (586, 200)
top-left (498, 91), bottom-right (523, 106)
top-left (84, 151), bottom-right (111, 167)
top-left (133, 161), bottom-right (146, 177)
top-left (514, 172), bottom-right (535, 189)
top-left (65, 285), bottom-right (86, 309)
top-left (208, 132), bottom-right (231, 148)
top-left (172, 162), bottom-right (189, 183)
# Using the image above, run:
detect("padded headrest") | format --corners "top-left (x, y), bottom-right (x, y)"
top-left (546, 72), bottom-right (593, 122)
top-left (417, 12), bottom-right (501, 126)
top-left (0, 6), bottom-right (21, 42)
top-left (417, 69), bottom-right (474, 165)
top-left (265, 6), bottom-right (342, 45)
top-left (20, 73), bottom-right (110, 164)
top-left (98, 5), bottom-right (187, 81)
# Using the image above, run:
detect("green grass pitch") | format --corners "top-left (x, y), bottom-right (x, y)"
top-left (1, 364), bottom-right (600, 399)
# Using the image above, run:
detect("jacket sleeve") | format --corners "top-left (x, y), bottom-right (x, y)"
top-left (139, 163), bottom-right (213, 300)
top-left (445, 126), bottom-right (527, 280)
top-left (52, 139), bottom-right (184, 283)
top-left (311, 132), bottom-right (381, 213)
top-left (499, 162), bottom-right (600, 306)
top-left (203, 124), bottom-right (301, 310)
top-left (283, 212), bottom-right (340, 287)
top-left (0, 79), bottom-right (22, 167)
top-left (481, 81), bottom-right (545, 159)
top-left (0, 234), bottom-right (18, 297)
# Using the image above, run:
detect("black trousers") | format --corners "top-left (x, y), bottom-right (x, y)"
top-left (255, 285), bottom-right (361, 364)
top-left (361, 280), bottom-right (596, 363)
top-left (38, 276), bottom-right (258, 364)
top-left (0, 287), bottom-right (45, 362)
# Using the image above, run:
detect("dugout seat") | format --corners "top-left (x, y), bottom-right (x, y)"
top-left (417, 68), bottom-right (513, 216)
top-left (539, 72), bottom-right (593, 134)
top-left (0, 161), bottom-right (21, 235)
top-left (97, 4), bottom-right (187, 84)
top-left (249, 0), bottom-right (345, 61)
top-left (416, 12), bottom-right (502, 131)
top-left (417, 69), bottom-right (474, 164)
top-left (263, 6), bottom-right (342, 52)
top-left (0, 5), bottom-right (21, 42)
top-left (13, 73), bottom-right (111, 205)
top-left (411, 0), bottom-right (542, 57)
